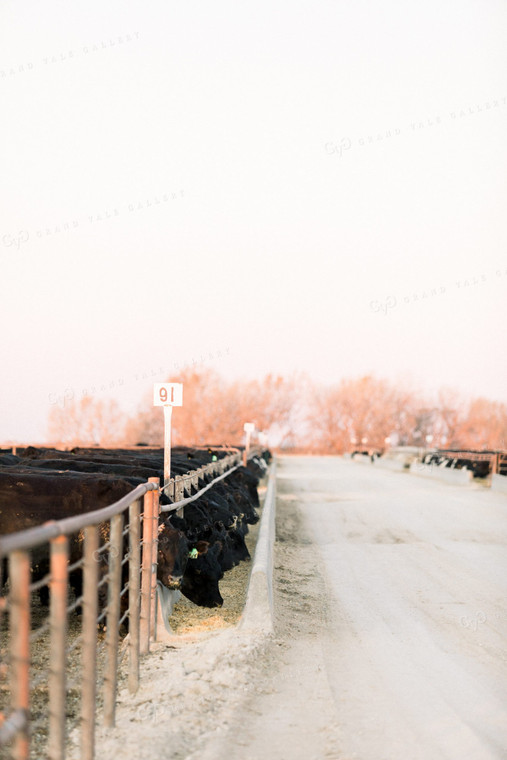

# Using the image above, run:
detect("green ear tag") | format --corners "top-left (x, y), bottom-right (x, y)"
top-left (189, 548), bottom-right (199, 559)
top-left (212, 455), bottom-right (217, 461)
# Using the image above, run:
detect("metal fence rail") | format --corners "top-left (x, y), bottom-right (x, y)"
top-left (0, 449), bottom-right (255, 760)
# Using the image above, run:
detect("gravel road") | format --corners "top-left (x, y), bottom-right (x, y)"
top-left (84, 456), bottom-right (507, 760)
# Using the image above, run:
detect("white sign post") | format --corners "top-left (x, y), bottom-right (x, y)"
top-left (153, 383), bottom-right (183, 488)
top-left (243, 422), bottom-right (255, 466)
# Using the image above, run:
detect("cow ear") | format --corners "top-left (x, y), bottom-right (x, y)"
top-left (196, 541), bottom-right (209, 555)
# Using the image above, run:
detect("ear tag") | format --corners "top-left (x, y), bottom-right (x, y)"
top-left (189, 548), bottom-right (199, 559)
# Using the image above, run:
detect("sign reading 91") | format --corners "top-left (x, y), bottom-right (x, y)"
top-left (153, 383), bottom-right (183, 407)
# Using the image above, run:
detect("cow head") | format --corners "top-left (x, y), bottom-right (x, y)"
top-left (157, 521), bottom-right (189, 590)
top-left (180, 540), bottom-right (224, 608)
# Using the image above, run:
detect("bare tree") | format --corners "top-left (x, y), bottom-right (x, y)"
top-left (456, 397), bottom-right (507, 449)
top-left (47, 397), bottom-right (125, 447)
top-left (124, 367), bottom-right (303, 448)
top-left (51, 369), bottom-right (507, 455)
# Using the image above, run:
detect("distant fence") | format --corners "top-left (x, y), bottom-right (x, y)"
top-left (435, 449), bottom-right (507, 476)
top-left (352, 447), bottom-right (507, 487)
top-left (0, 449), bottom-right (256, 760)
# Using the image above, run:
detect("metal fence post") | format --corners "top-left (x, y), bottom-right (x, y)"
top-left (9, 550), bottom-right (30, 760)
top-left (128, 499), bottom-right (141, 695)
top-left (140, 490), bottom-right (154, 655)
top-left (174, 476), bottom-right (184, 518)
top-left (48, 535), bottom-right (69, 760)
top-left (103, 514), bottom-right (123, 728)
top-left (149, 478), bottom-right (160, 641)
top-left (81, 525), bottom-right (99, 760)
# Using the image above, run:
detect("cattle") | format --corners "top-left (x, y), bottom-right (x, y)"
top-left (230, 466), bottom-right (261, 509)
top-left (0, 470), bottom-right (149, 607)
top-left (0, 454), bottom-right (21, 467)
top-left (178, 540), bottom-right (224, 608)
top-left (157, 522), bottom-right (189, 589)
top-left (17, 458), bottom-right (161, 480)
top-left (163, 462), bottom-right (264, 608)
top-left (12, 445), bottom-right (233, 482)
top-left (0, 445), bottom-right (268, 611)
top-left (0, 470), bottom-right (147, 538)
top-left (169, 492), bottom-right (251, 572)
top-left (421, 451), bottom-right (492, 478)
top-left (246, 455), bottom-right (268, 478)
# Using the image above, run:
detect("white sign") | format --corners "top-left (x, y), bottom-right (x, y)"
top-left (153, 383), bottom-right (183, 407)
top-left (243, 422), bottom-right (255, 433)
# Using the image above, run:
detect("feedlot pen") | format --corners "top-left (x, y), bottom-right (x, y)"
top-left (0, 453), bottom-right (267, 760)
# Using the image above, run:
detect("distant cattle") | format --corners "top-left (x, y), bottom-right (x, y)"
top-left (422, 451), bottom-right (492, 478)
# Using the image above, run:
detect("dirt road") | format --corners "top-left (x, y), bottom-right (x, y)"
top-left (87, 456), bottom-right (507, 760)
top-left (209, 456), bottom-right (507, 760)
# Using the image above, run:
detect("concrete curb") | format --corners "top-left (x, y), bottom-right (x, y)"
top-left (239, 460), bottom-right (277, 634)
top-left (491, 473), bottom-right (507, 495)
top-left (409, 462), bottom-right (473, 486)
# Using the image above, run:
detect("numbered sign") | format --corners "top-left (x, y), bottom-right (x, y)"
top-left (243, 422), bottom-right (255, 433)
top-left (153, 383), bottom-right (183, 407)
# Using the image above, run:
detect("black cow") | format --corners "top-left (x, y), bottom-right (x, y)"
top-left (0, 471), bottom-right (147, 605)
top-left (157, 522), bottom-right (189, 589)
top-left (179, 540), bottom-right (224, 608)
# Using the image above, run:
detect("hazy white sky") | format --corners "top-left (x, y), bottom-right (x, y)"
top-left (1, 0), bottom-right (506, 442)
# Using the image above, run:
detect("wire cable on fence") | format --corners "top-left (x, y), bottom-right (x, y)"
top-left (159, 464), bottom-right (241, 513)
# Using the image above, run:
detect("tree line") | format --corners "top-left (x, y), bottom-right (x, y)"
top-left (47, 367), bottom-right (507, 452)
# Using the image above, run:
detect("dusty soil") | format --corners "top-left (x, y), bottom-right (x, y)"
top-left (61, 456), bottom-right (507, 760)
top-left (198, 470), bottom-right (341, 760)
top-left (76, 470), bottom-right (339, 760)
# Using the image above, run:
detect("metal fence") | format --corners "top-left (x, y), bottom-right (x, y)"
top-left (0, 451), bottom-right (245, 760)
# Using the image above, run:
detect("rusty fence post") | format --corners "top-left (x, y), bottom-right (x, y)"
top-left (140, 490), bottom-right (154, 655)
top-left (174, 476), bottom-right (184, 518)
top-left (81, 525), bottom-right (99, 760)
top-left (48, 535), bottom-right (69, 760)
top-left (149, 478), bottom-right (160, 641)
top-left (128, 499), bottom-right (141, 695)
top-left (103, 514), bottom-right (123, 728)
top-left (9, 550), bottom-right (30, 760)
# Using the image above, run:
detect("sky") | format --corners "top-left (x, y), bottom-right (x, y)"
top-left (1, 0), bottom-right (506, 442)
